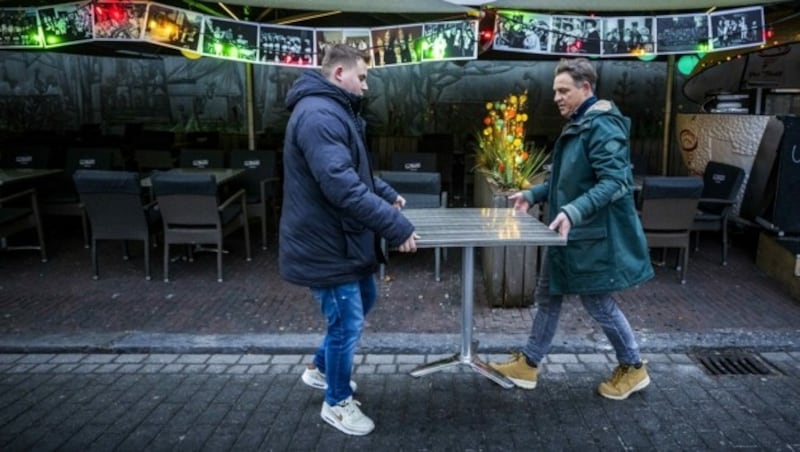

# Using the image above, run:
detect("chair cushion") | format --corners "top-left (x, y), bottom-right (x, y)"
top-left (641, 177), bottom-right (703, 200)
top-left (377, 171), bottom-right (441, 195)
top-left (151, 172), bottom-right (217, 196)
top-left (74, 170), bottom-right (141, 195)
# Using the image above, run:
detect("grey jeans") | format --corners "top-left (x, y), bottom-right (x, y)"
top-left (522, 291), bottom-right (642, 366)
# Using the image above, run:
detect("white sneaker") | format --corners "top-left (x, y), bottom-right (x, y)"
top-left (301, 366), bottom-right (357, 393)
top-left (321, 396), bottom-right (375, 436)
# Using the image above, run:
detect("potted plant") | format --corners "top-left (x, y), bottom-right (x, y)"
top-left (474, 90), bottom-right (549, 193)
top-left (472, 90), bottom-right (550, 307)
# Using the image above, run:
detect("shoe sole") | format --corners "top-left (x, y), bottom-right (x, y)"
top-left (509, 377), bottom-right (537, 390)
top-left (301, 372), bottom-right (327, 390)
top-left (599, 375), bottom-right (651, 400)
top-left (321, 412), bottom-right (373, 436)
top-left (301, 372), bottom-right (358, 392)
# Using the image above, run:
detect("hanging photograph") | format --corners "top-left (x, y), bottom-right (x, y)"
top-left (420, 20), bottom-right (476, 62)
top-left (709, 6), bottom-right (764, 51)
top-left (201, 16), bottom-right (258, 63)
top-left (655, 13), bottom-right (709, 54)
top-left (92, 1), bottom-right (147, 41)
top-left (142, 3), bottom-right (203, 52)
top-left (38, 1), bottom-right (93, 48)
top-left (601, 16), bottom-right (654, 56)
top-left (372, 25), bottom-right (424, 67)
top-left (493, 10), bottom-right (551, 54)
top-left (315, 29), bottom-right (344, 65)
top-left (549, 16), bottom-right (590, 55)
top-left (258, 24), bottom-right (314, 66)
top-left (0, 8), bottom-right (42, 48)
top-left (315, 28), bottom-right (371, 66)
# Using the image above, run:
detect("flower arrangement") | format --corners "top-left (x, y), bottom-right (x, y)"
top-left (474, 90), bottom-right (549, 192)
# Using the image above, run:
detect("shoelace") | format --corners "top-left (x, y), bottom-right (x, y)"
top-left (609, 365), bottom-right (630, 385)
top-left (498, 352), bottom-right (525, 367)
top-left (340, 399), bottom-right (362, 417)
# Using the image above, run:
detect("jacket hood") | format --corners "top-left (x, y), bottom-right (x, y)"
top-left (285, 69), bottom-right (362, 113)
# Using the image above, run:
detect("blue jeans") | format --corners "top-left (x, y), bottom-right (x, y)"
top-left (310, 275), bottom-right (377, 406)
top-left (523, 292), bottom-right (641, 366)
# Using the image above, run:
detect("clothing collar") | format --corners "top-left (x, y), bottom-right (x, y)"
top-left (570, 96), bottom-right (598, 122)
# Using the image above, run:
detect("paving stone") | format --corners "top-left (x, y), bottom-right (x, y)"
top-left (175, 355), bottom-right (210, 364)
top-left (207, 355), bottom-right (240, 365)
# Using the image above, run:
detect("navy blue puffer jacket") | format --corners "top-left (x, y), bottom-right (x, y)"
top-left (279, 70), bottom-right (414, 288)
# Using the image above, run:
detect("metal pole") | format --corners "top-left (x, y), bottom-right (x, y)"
top-left (245, 62), bottom-right (255, 150)
top-left (662, 54), bottom-right (675, 176)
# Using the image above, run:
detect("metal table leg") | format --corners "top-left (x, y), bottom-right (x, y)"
top-left (410, 246), bottom-right (514, 389)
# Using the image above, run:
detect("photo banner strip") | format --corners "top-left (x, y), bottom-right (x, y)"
top-left (202, 16), bottom-right (259, 63)
top-left (142, 2), bottom-right (203, 54)
top-left (0, 8), bottom-right (43, 48)
top-left (316, 28), bottom-right (371, 67)
top-left (92, 1), bottom-right (148, 41)
top-left (258, 23), bottom-right (315, 66)
top-left (655, 13), bottom-right (710, 55)
top-left (709, 6), bottom-right (765, 52)
top-left (39, 1), bottom-right (94, 48)
top-left (0, 3), bottom-right (767, 64)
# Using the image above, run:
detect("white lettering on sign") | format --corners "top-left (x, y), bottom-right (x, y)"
top-left (404, 162), bottom-right (422, 171)
top-left (15, 156), bottom-right (33, 165)
top-left (244, 160), bottom-right (261, 168)
top-left (193, 159), bottom-right (209, 168)
top-left (79, 158), bottom-right (96, 167)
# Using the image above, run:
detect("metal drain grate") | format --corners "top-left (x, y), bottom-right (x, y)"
top-left (692, 350), bottom-right (783, 376)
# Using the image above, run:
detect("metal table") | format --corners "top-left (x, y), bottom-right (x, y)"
top-left (401, 208), bottom-right (566, 388)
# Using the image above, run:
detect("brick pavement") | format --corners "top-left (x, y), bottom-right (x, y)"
top-left (1, 229), bottom-right (799, 355)
top-left (0, 351), bottom-right (799, 451)
top-left (2, 228), bottom-right (800, 450)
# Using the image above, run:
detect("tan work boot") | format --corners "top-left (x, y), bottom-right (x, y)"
top-left (489, 352), bottom-right (538, 389)
top-left (598, 362), bottom-right (650, 400)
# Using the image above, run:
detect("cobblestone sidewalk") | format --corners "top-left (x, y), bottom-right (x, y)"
top-left (1, 351), bottom-right (799, 451)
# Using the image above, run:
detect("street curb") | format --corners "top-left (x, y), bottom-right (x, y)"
top-left (0, 329), bottom-right (798, 354)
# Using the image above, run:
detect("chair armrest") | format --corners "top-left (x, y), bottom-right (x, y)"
top-left (0, 188), bottom-right (37, 206)
top-left (440, 191), bottom-right (448, 208)
top-left (259, 177), bottom-right (280, 203)
top-left (698, 198), bottom-right (735, 206)
top-left (219, 188), bottom-right (247, 210)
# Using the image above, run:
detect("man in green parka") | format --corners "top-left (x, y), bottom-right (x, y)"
top-left (490, 58), bottom-right (654, 400)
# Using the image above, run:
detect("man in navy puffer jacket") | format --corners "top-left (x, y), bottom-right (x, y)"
top-left (280, 44), bottom-right (417, 436)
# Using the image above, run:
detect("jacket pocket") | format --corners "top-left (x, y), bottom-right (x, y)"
top-left (341, 219), bottom-right (371, 263)
top-left (566, 226), bottom-right (610, 274)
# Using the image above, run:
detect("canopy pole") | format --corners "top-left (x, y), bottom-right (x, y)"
top-left (661, 54), bottom-right (675, 176)
top-left (246, 62), bottom-right (255, 150)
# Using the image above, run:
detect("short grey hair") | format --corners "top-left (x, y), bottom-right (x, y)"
top-left (555, 58), bottom-right (597, 91)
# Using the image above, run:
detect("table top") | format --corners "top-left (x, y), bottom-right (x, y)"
top-left (0, 168), bottom-right (62, 186)
top-left (401, 208), bottom-right (567, 248)
top-left (140, 168), bottom-right (244, 187)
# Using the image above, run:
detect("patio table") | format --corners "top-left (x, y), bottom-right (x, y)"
top-left (139, 168), bottom-right (244, 188)
top-left (401, 208), bottom-right (566, 388)
top-left (0, 168), bottom-right (62, 187)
